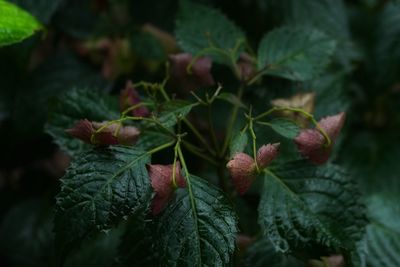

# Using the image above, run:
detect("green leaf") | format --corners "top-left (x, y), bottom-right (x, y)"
top-left (268, 0), bottom-right (356, 70)
top-left (243, 237), bottom-right (304, 267)
top-left (365, 194), bottom-right (400, 267)
top-left (54, 146), bottom-right (152, 255)
top-left (257, 26), bottom-right (336, 81)
top-left (258, 161), bottom-right (367, 265)
top-left (217, 92), bottom-right (247, 109)
top-left (175, 1), bottom-right (245, 65)
top-left (229, 130), bottom-right (248, 157)
top-left (45, 88), bottom-right (119, 157)
top-left (0, 0), bottom-right (42, 46)
top-left (273, 0), bottom-right (350, 40)
top-left (158, 100), bottom-right (197, 127)
top-left (267, 118), bottom-right (300, 139)
top-left (154, 175), bottom-right (237, 266)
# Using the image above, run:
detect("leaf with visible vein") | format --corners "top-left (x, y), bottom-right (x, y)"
top-left (45, 88), bottom-right (119, 157)
top-left (365, 194), bottom-right (400, 267)
top-left (258, 161), bottom-right (367, 265)
top-left (155, 175), bottom-right (237, 266)
top-left (175, 1), bottom-right (246, 65)
top-left (257, 26), bottom-right (336, 81)
top-left (55, 146), bottom-right (153, 255)
top-left (0, 0), bottom-right (42, 46)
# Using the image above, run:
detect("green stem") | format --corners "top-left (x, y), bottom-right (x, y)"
top-left (220, 84), bottom-right (245, 157)
top-left (147, 140), bottom-right (176, 156)
top-left (158, 81), bottom-right (216, 156)
top-left (124, 116), bottom-right (176, 137)
top-left (208, 105), bottom-right (220, 154)
top-left (254, 106), bottom-right (332, 147)
top-left (248, 117), bottom-right (259, 172)
top-left (183, 118), bottom-right (216, 156)
top-left (182, 141), bottom-right (218, 166)
top-left (159, 86), bottom-right (170, 101)
top-left (172, 138), bottom-right (181, 188)
top-left (121, 102), bottom-right (146, 117)
top-left (176, 144), bottom-right (202, 265)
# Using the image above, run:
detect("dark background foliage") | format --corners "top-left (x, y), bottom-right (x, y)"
top-left (0, 0), bottom-right (399, 266)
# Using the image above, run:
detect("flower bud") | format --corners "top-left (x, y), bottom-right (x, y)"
top-left (120, 81), bottom-right (150, 117)
top-left (169, 53), bottom-right (215, 92)
top-left (117, 126), bottom-right (140, 145)
top-left (91, 121), bottom-right (120, 145)
top-left (66, 120), bottom-right (140, 146)
top-left (256, 143), bottom-right (280, 169)
top-left (318, 112), bottom-right (346, 141)
top-left (295, 112), bottom-right (346, 164)
top-left (66, 120), bottom-right (119, 145)
top-left (65, 119), bottom-right (95, 144)
top-left (147, 162), bottom-right (186, 215)
top-left (226, 153), bottom-right (256, 195)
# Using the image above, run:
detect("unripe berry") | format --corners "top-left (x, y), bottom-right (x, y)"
top-left (169, 53), bottom-right (215, 92)
top-left (117, 126), bottom-right (140, 145)
top-left (120, 80), bottom-right (150, 117)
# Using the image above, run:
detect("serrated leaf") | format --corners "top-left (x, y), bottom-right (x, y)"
top-left (365, 194), bottom-right (400, 267)
top-left (55, 146), bottom-right (153, 255)
top-left (267, 118), bottom-right (300, 139)
top-left (158, 100), bottom-right (197, 127)
top-left (258, 161), bottom-right (367, 265)
top-left (243, 237), bottom-right (304, 267)
top-left (155, 175), bottom-right (237, 266)
top-left (0, 0), bottom-right (42, 46)
top-left (274, 0), bottom-right (350, 40)
top-left (175, 1), bottom-right (245, 65)
top-left (45, 88), bottom-right (119, 157)
top-left (217, 92), bottom-right (246, 109)
top-left (257, 26), bottom-right (336, 81)
top-left (269, 0), bottom-right (356, 70)
top-left (229, 130), bottom-right (248, 157)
